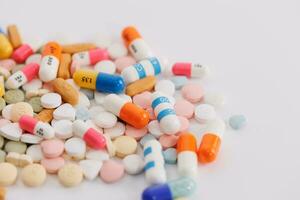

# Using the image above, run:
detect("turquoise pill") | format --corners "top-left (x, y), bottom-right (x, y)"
top-left (229, 114), bottom-right (247, 130)
top-left (170, 76), bottom-right (188, 90)
top-left (140, 134), bottom-right (156, 147)
top-left (163, 148), bottom-right (177, 164)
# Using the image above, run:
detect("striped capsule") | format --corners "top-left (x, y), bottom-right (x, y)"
top-left (39, 42), bottom-right (62, 82)
top-left (143, 140), bottom-right (166, 185)
top-left (0, 29), bottom-right (13, 59)
top-left (151, 92), bottom-right (180, 135)
top-left (72, 48), bottom-right (109, 66)
top-left (121, 57), bottom-right (165, 84)
top-left (198, 118), bottom-right (225, 163)
top-left (122, 26), bottom-right (153, 61)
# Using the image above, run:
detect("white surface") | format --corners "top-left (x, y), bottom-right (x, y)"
top-left (1, 0), bottom-right (300, 200)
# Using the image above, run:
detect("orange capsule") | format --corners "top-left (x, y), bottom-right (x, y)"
top-left (122, 26), bottom-right (142, 47)
top-left (177, 133), bottom-right (198, 177)
top-left (103, 94), bottom-right (150, 129)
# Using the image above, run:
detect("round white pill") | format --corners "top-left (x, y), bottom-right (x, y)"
top-left (0, 123), bottom-right (22, 141)
top-left (86, 149), bottom-right (109, 161)
top-left (88, 106), bottom-right (105, 119)
top-left (53, 103), bottom-right (76, 121)
top-left (64, 137), bottom-right (86, 159)
top-left (107, 43), bottom-right (128, 59)
top-left (93, 111), bottom-right (117, 128)
top-left (104, 122), bottom-right (125, 139)
top-left (77, 92), bottom-right (90, 108)
top-left (194, 104), bottom-right (217, 123)
top-left (79, 159), bottom-right (103, 181)
top-left (20, 134), bottom-right (43, 144)
top-left (147, 120), bottom-right (163, 138)
top-left (155, 80), bottom-right (175, 96)
top-left (41, 93), bottom-right (62, 109)
top-left (123, 154), bottom-right (144, 175)
top-left (204, 92), bottom-right (226, 108)
top-left (2, 104), bottom-right (13, 120)
top-left (22, 79), bottom-right (42, 92)
top-left (94, 60), bottom-right (116, 74)
top-left (53, 120), bottom-right (73, 139)
top-left (26, 145), bottom-right (44, 163)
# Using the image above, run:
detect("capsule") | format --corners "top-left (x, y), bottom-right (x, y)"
top-left (0, 29), bottom-right (13, 59)
top-left (103, 94), bottom-right (149, 129)
top-left (19, 115), bottom-right (55, 139)
top-left (72, 48), bottom-right (109, 66)
top-left (121, 57), bottom-right (165, 84)
top-left (72, 120), bottom-right (106, 149)
top-left (177, 133), bottom-right (198, 178)
top-left (122, 26), bottom-right (153, 61)
top-left (11, 40), bottom-right (41, 63)
top-left (198, 118), bottom-right (225, 163)
top-left (151, 92), bottom-right (180, 134)
top-left (39, 42), bottom-right (62, 82)
top-left (73, 69), bottom-right (125, 93)
top-left (143, 140), bottom-right (166, 185)
top-left (172, 62), bottom-right (210, 78)
top-left (5, 63), bottom-right (39, 89)
top-left (142, 177), bottom-right (196, 200)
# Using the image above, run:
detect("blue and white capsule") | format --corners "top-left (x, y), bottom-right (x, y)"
top-left (142, 177), bottom-right (197, 200)
top-left (143, 140), bottom-right (166, 185)
top-left (121, 57), bottom-right (166, 84)
top-left (151, 92), bottom-right (180, 134)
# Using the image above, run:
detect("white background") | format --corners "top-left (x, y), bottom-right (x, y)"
top-left (1, 0), bottom-right (300, 200)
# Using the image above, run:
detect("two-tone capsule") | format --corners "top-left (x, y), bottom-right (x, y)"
top-left (11, 40), bottom-right (41, 63)
top-left (177, 133), bottom-right (198, 178)
top-left (39, 42), bottom-right (62, 82)
top-left (121, 57), bottom-right (165, 84)
top-left (122, 26), bottom-right (153, 61)
top-left (72, 120), bottom-right (106, 149)
top-left (5, 63), bottom-right (39, 89)
top-left (0, 29), bottom-right (13, 59)
top-left (103, 94), bottom-right (149, 128)
top-left (151, 92), bottom-right (180, 134)
top-left (19, 115), bottom-right (55, 139)
top-left (72, 48), bottom-right (109, 66)
top-left (172, 62), bottom-right (210, 78)
top-left (73, 69), bottom-right (125, 93)
top-left (142, 177), bottom-right (196, 200)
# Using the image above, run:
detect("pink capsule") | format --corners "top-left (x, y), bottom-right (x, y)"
top-left (12, 44), bottom-right (34, 63)
top-left (72, 48), bottom-right (109, 66)
top-left (5, 63), bottom-right (39, 89)
top-left (172, 62), bottom-right (209, 78)
top-left (72, 120), bottom-right (106, 149)
top-left (19, 115), bottom-right (55, 139)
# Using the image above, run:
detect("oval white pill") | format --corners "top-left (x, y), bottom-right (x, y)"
top-left (53, 120), bottom-right (73, 139)
top-left (0, 123), bottom-right (22, 141)
top-left (53, 103), bottom-right (76, 121)
top-left (79, 159), bottom-right (103, 181)
top-left (2, 104), bottom-right (13, 120)
top-left (22, 79), bottom-right (42, 92)
top-left (94, 60), bottom-right (116, 74)
top-left (86, 149), bottom-right (109, 161)
top-left (204, 92), bottom-right (226, 108)
top-left (21, 134), bottom-right (43, 144)
top-left (194, 104), bottom-right (216, 123)
top-left (64, 137), bottom-right (86, 159)
top-left (88, 106), bottom-right (105, 119)
top-left (26, 144), bottom-right (44, 163)
top-left (104, 122), bottom-right (125, 139)
top-left (41, 93), bottom-right (62, 109)
top-left (123, 154), bottom-right (144, 175)
top-left (93, 111), bottom-right (117, 128)
top-left (155, 80), bottom-right (175, 96)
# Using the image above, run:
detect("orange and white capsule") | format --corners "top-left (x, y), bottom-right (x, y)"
top-left (103, 94), bottom-right (150, 129)
top-left (39, 42), bottom-right (62, 82)
top-left (177, 133), bottom-right (198, 178)
top-left (197, 118), bottom-right (225, 163)
top-left (122, 26), bottom-right (153, 61)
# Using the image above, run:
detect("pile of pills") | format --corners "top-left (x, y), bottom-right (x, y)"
top-left (0, 24), bottom-right (246, 200)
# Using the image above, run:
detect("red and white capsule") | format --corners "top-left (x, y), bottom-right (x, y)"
top-left (12, 39), bottom-right (42, 63)
top-left (72, 48), bottom-right (109, 66)
top-left (172, 62), bottom-right (210, 78)
top-left (5, 63), bottom-right (39, 89)
top-left (72, 120), bottom-right (106, 149)
top-left (19, 115), bottom-right (55, 139)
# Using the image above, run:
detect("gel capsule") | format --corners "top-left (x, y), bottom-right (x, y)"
top-left (12, 42), bottom-right (41, 64)
top-left (198, 118), bottom-right (225, 163)
top-left (5, 63), bottom-right (39, 89)
top-left (72, 48), bottom-right (109, 66)
top-left (177, 133), bottom-right (198, 177)
top-left (39, 42), bottom-right (62, 82)
top-left (121, 57), bottom-right (165, 84)
top-left (19, 115), bottom-right (55, 139)
top-left (122, 26), bottom-right (153, 61)
top-left (0, 29), bottom-right (13, 59)
top-left (73, 69), bottom-right (125, 93)
top-left (151, 92), bottom-right (180, 134)
top-left (103, 94), bottom-right (149, 129)
top-left (72, 120), bottom-right (106, 149)
top-left (172, 62), bottom-right (209, 78)
top-left (142, 177), bottom-right (196, 200)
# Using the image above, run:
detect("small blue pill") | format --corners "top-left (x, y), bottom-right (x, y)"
top-left (170, 76), bottom-right (188, 90)
top-left (163, 148), bottom-right (177, 164)
top-left (229, 114), bottom-right (247, 130)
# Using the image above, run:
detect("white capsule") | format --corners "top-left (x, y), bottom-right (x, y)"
top-left (39, 55), bottom-right (60, 82)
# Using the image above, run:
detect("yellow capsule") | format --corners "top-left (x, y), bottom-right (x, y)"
top-left (73, 69), bottom-right (97, 90)
top-left (0, 76), bottom-right (5, 97)
top-left (0, 33), bottom-right (13, 59)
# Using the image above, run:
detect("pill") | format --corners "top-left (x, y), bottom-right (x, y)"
top-left (0, 98), bottom-right (5, 111)
top-left (115, 56), bottom-right (136, 73)
top-left (0, 119), bottom-right (10, 129)
top-left (0, 162), bottom-right (18, 186)
top-left (198, 118), bottom-right (225, 163)
top-left (107, 43), bottom-right (128, 59)
top-left (4, 141), bottom-right (27, 154)
top-left (41, 157), bottom-right (65, 174)
top-left (11, 39), bottom-right (41, 63)
top-left (172, 62), bottom-right (210, 79)
top-left (104, 122), bottom-right (125, 139)
top-left (72, 48), bottom-right (109, 66)
top-left (41, 93), bottom-right (62, 109)
top-left (58, 163), bottom-right (83, 187)
top-left (0, 68), bottom-right (11, 80)
top-left (11, 102), bottom-right (33, 122)
top-left (0, 31), bottom-right (13, 59)
top-left (19, 115), bottom-right (55, 139)
top-left (79, 159), bottom-right (102, 181)
top-left (123, 154), bottom-right (144, 175)
top-left (2, 105), bottom-right (12, 120)
top-left (35, 109), bottom-right (54, 123)
top-left (142, 177), bottom-right (196, 200)
top-left (25, 53), bottom-right (42, 65)
top-left (62, 43), bottom-right (97, 54)
top-left (72, 120), bottom-right (106, 149)
top-left (132, 91), bottom-right (152, 109)
top-left (147, 120), bottom-right (163, 138)
top-left (73, 69), bottom-right (125, 94)
top-left (155, 80), bottom-right (175, 96)
top-left (75, 105), bottom-right (90, 121)
top-left (94, 91), bottom-right (107, 105)
top-left (7, 24), bottom-right (22, 49)
top-left (126, 76), bottom-right (156, 97)
top-left (204, 92), bottom-right (226, 108)
top-left (28, 97), bottom-right (43, 113)
top-left (178, 116), bottom-right (190, 133)
top-left (125, 125), bottom-right (147, 140)
top-left (0, 77), bottom-right (5, 97)
top-left (6, 152), bottom-right (33, 167)
top-left (26, 144), bottom-right (44, 163)
top-left (118, 93), bottom-right (132, 103)
top-left (0, 59), bottom-right (16, 71)
top-left (4, 89), bottom-right (25, 104)
top-left (170, 76), bottom-right (188, 90)
top-left (21, 163), bottom-right (46, 187)
top-left (113, 135), bottom-right (137, 158)
top-left (194, 104), bottom-right (216, 123)
top-left (0, 187), bottom-right (5, 200)
top-left (40, 139), bottom-right (64, 158)
top-left (181, 83), bottom-right (204, 103)
top-left (93, 111), bottom-right (117, 128)
top-left (0, 123), bottom-right (22, 141)
top-left (57, 53), bottom-right (71, 79)
top-left (122, 26), bottom-right (153, 61)
top-left (80, 89), bottom-right (94, 100)
top-left (163, 148), bottom-right (177, 164)
top-left (151, 92), bottom-right (180, 134)
top-left (53, 119), bottom-right (73, 139)
top-left (52, 78), bottom-right (79, 105)
top-left (99, 160), bottom-right (125, 183)
top-left (88, 105), bottom-right (105, 119)
top-left (53, 103), bottom-right (75, 120)
top-left (0, 136), bottom-right (3, 148)
top-left (22, 78), bottom-right (42, 92)
top-left (86, 149), bottom-right (109, 161)
top-left (139, 134), bottom-right (156, 147)
top-left (121, 57), bottom-right (165, 84)
top-left (159, 134), bottom-right (178, 149)
top-left (94, 60), bottom-right (116, 74)
top-left (143, 140), bottom-right (166, 184)
top-left (39, 42), bottom-right (62, 82)
top-left (21, 133), bottom-right (42, 144)
top-left (173, 99), bottom-right (194, 119)
top-left (64, 137), bottom-right (86, 160)
top-left (26, 88), bottom-right (49, 99)
top-left (77, 92), bottom-right (90, 108)
top-left (229, 114), bottom-right (247, 130)
top-left (0, 150), bottom-right (6, 163)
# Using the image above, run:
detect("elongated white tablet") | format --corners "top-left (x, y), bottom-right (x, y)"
top-left (0, 123), bottom-right (22, 141)
top-left (53, 120), bottom-right (73, 139)
top-left (53, 103), bottom-right (76, 120)
top-left (41, 93), bottom-right (62, 109)
top-left (93, 111), bottom-right (117, 128)
top-left (21, 134), bottom-right (43, 144)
